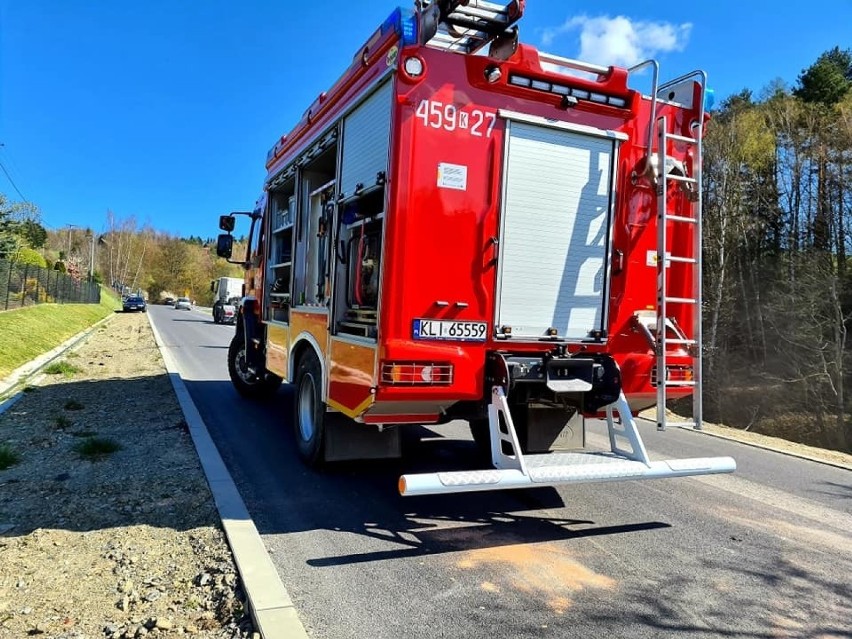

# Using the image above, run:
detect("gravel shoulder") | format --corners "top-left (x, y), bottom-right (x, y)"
top-left (0, 312), bottom-right (255, 638)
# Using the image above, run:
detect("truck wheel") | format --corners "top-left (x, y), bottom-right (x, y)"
top-left (213, 307), bottom-right (221, 324)
top-left (227, 334), bottom-right (282, 399)
top-left (469, 419), bottom-right (492, 460)
top-left (293, 350), bottom-right (326, 468)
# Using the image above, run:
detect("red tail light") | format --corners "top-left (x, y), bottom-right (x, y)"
top-left (380, 361), bottom-right (453, 386)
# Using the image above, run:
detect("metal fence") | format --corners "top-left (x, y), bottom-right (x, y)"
top-left (0, 259), bottom-right (101, 311)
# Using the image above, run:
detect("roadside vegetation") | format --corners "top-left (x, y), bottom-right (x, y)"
top-left (0, 288), bottom-right (119, 378)
top-left (43, 361), bottom-right (82, 377)
top-left (0, 443), bottom-right (20, 470)
top-left (698, 47), bottom-right (852, 452)
top-left (73, 435), bottom-right (122, 460)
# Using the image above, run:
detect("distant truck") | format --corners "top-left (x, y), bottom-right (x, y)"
top-left (210, 277), bottom-right (243, 324)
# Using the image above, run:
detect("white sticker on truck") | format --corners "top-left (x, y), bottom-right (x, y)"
top-left (647, 250), bottom-right (672, 267)
top-left (437, 163), bottom-right (467, 191)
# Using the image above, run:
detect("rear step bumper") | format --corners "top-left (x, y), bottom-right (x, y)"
top-left (399, 453), bottom-right (736, 496)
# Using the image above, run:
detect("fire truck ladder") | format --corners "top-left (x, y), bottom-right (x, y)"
top-left (654, 71), bottom-right (707, 433)
top-left (419, 0), bottom-right (524, 55)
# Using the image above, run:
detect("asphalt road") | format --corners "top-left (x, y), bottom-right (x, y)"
top-left (149, 304), bottom-right (852, 639)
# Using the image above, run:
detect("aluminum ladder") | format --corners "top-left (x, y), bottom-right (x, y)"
top-left (419, 0), bottom-right (524, 55)
top-left (654, 72), bottom-right (707, 432)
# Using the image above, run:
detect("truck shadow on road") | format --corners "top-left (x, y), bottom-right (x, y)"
top-left (186, 381), bottom-right (672, 568)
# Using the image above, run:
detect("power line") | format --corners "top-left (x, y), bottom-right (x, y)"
top-left (0, 146), bottom-right (30, 203)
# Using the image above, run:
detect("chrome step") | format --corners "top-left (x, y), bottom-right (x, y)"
top-left (398, 381), bottom-right (735, 496)
top-left (399, 453), bottom-right (736, 496)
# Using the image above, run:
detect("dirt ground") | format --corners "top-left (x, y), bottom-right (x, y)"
top-left (0, 312), bottom-right (255, 638)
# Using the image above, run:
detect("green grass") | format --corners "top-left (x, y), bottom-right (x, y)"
top-left (0, 444), bottom-right (20, 470)
top-left (44, 361), bottom-right (81, 376)
top-left (74, 436), bottom-right (121, 460)
top-left (0, 287), bottom-right (120, 379)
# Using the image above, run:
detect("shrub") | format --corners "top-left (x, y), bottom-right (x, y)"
top-left (0, 444), bottom-right (20, 470)
top-left (14, 247), bottom-right (48, 268)
top-left (74, 437), bottom-right (122, 460)
top-left (44, 361), bottom-right (80, 376)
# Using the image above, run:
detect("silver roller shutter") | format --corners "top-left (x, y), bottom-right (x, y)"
top-left (496, 121), bottom-right (616, 340)
top-left (340, 79), bottom-right (393, 198)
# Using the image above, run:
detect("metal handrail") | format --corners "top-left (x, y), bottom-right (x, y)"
top-left (537, 52), bottom-right (610, 76)
top-left (627, 59), bottom-right (660, 158)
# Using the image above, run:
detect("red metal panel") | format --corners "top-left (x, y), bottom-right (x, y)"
top-left (266, 324), bottom-right (289, 380)
top-left (259, 32), bottom-right (701, 412)
top-left (374, 44), bottom-right (699, 408)
top-left (328, 338), bottom-right (376, 417)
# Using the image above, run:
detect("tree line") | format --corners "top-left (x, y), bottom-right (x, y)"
top-left (702, 47), bottom-right (852, 451)
top-left (0, 201), bottom-right (244, 306)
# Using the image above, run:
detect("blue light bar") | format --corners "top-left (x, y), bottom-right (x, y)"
top-left (704, 88), bottom-right (716, 112)
top-left (381, 7), bottom-right (418, 46)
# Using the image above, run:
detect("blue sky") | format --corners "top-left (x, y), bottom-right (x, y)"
top-left (1, 0), bottom-right (850, 239)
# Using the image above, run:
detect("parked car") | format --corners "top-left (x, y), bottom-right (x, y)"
top-left (122, 296), bottom-right (147, 313)
top-left (174, 297), bottom-right (192, 311)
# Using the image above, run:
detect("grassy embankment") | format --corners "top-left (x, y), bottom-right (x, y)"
top-left (0, 287), bottom-right (120, 379)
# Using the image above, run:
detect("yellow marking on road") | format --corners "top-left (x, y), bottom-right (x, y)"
top-left (480, 581), bottom-right (499, 593)
top-left (455, 543), bottom-right (615, 613)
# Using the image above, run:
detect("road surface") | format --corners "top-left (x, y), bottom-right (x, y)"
top-left (149, 304), bottom-right (852, 639)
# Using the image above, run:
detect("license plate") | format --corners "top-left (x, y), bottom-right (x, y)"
top-left (413, 319), bottom-right (488, 342)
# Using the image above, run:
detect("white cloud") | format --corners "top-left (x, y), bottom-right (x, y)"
top-left (541, 15), bottom-right (692, 68)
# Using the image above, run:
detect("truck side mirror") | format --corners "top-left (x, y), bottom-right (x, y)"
top-left (219, 215), bottom-right (236, 232)
top-left (216, 234), bottom-right (233, 259)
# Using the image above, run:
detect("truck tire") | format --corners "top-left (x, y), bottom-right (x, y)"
top-left (212, 306), bottom-right (221, 324)
top-left (227, 334), bottom-right (282, 399)
top-left (293, 350), bottom-right (326, 468)
top-left (469, 419), bottom-right (492, 460)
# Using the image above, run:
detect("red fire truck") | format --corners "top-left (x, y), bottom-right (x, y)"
top-left (215, 0), bottom-right (735, 495)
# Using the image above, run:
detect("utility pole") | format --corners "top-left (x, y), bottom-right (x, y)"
top-left (87, 230), bottom-right (95, 281)
top-left (89, 234), bottom-right (107, 282)
top-left (66, 224), bottom-right (78, 256)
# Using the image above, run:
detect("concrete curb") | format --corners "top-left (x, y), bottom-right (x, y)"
top-left (0, 312), bottom-right (117, 402)
top-left (146, 314), bottom-right (309, 639)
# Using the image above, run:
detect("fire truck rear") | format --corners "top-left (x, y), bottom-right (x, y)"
top-left (215, 0), bottom-right (735, 496)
